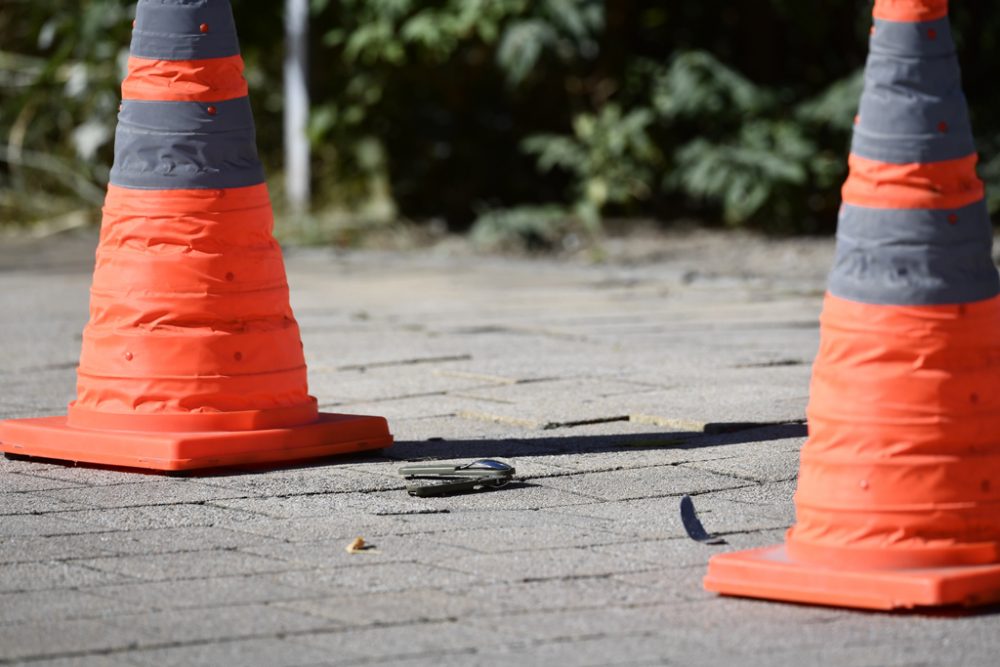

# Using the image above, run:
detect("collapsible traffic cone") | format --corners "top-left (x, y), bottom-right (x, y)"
top-left (0, 0), bottom-right (392, 471)
top-left (704, 0), bottom-right (1000, 610)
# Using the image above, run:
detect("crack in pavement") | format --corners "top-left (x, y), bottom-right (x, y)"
top-left (333, 354), bottom-right (473, 372)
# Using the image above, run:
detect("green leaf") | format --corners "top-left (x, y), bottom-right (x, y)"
top-left (497, 20), bottom-right (558, 85)
top-left (795, 68), bottom-right (865, 131)
top-left (651, 50), bottom-right (775, 121)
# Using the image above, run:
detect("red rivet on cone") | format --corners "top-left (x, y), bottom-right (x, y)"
top-left (703, 0), bottom-right (1000, 611)
top-left (0, 0), bottom-right (392, 472)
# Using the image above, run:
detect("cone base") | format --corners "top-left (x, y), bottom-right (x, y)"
top-left (704, 545), bottom-right (1000, 610)
top-left (0, 413), bottom-right (392, 472)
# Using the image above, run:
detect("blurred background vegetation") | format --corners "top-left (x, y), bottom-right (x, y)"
top-left (3, 0), bottom-right (1000, 248)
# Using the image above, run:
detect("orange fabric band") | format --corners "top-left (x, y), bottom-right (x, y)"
top-left (873, 0), bottom-right (948, 22)
top-left (790, 293), bottom-right (1000, 569)
top-left (74, 183), bottom-right (314, 423)
top-left (68, 398), bottom-right (319, 433)
top-left (842, 153), bottom-right (984, 210)
top-left (121, 55), bottom-right (249, 102)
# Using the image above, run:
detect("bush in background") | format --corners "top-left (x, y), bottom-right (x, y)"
top-left (3, 1), bottom-right (1000, 242)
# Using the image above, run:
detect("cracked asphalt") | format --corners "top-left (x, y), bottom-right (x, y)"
top-left (1, 230), bottom-right (997, 666)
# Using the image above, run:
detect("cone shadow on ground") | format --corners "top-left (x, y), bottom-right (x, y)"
top-left (3, 421), bottom-right (805, 477)
top-left (386, 422), bottom-right (807, 461)
top-left (730, 595), bottom-right (1000, 619)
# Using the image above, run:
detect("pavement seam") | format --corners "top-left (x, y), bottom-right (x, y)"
top-left (334, 353), bottom-right (473, 372)
top-left (516, 455), bottom-right (753, 480)
top-left (676, 463), bottom-right (799, 485)
top-left (319, 389), bottom-right (464, 408)
top-left (10, 481), bottom-right (424, 520)
top-left (4, 561), bottom-right (319, 597)
top-left (0, 529), bottom-right (285, 566)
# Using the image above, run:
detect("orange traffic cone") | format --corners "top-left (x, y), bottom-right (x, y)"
top-left (0, 0), bottom-right (392, 471)
top-left (704, 0), bottom-right (1000, 610)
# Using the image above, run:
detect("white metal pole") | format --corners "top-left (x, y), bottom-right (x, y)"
top-left (284, 0), bottom-right (310, 213)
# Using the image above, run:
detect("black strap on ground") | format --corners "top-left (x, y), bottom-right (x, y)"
top-left (680, 494), bottom-right (727, 545)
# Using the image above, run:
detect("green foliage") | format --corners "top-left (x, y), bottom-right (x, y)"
top-left (523, 104), bottom-right (660, 229)
top-left (671, 122), bottom-right (811, 226)
top-left (655, 52), bottom-right (855, 229)
top-left (795, 69), bottom-right (865, 132)
top-left (979, 143), bottom-right (1000, 216)
top-left (522, 50), bottom-right (857, 231)
top-left (1, 1), bottom-right (132, 224)
top-left (4, 1), bottom-right (1000, 236)
top-left (307, 0), bottom-right (603, 219)
top-left (650, 51), bottom-right (776, 120)
top-left (497, 1), bottom-right (602, 85)
top-left (469, 205), bottom-right (579, 252)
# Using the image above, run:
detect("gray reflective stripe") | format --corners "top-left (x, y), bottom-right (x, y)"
top-left (851, 52), bottom-right (973, 164)
top-left (828, 201), bottom-right (999, 305)
top-left (131, 0), bottom-right (239, 61)
top-left (110, 97), bottom-right (264, 190)
top-left (119, 97), bottom-right (255, 133)
top-left (852, 93), bottom-right (974, 163)
top-left (871, 17), bottom-right (954, 58)
top-left (865, 52), bottom-right (962, 98)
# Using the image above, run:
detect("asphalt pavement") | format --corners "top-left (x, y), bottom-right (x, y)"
top-left (1, 229), bottom-right (995, 666)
